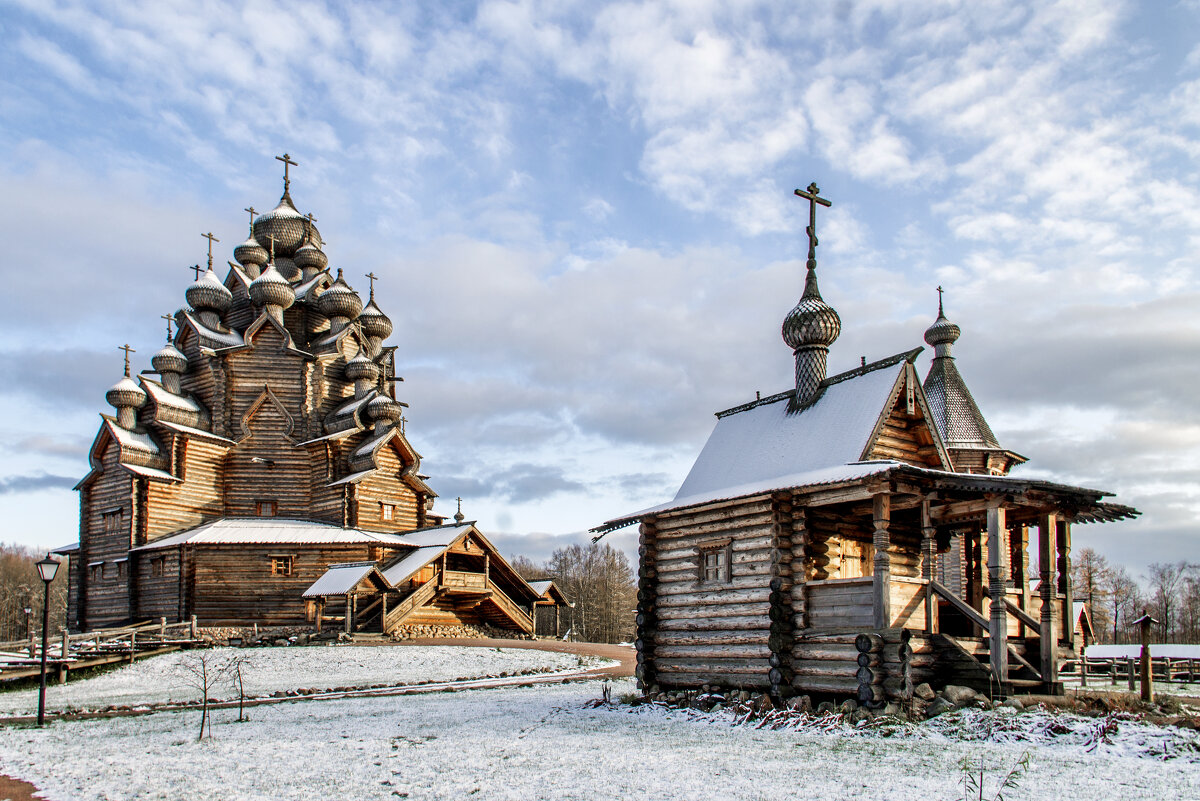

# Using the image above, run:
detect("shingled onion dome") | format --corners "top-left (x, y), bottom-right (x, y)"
top-left (249, 261), bottom-right (296, 324)
top-left (106, 368), bottom-right (147, 430)
top-left (293, 226), bottom-right (329, 281)
top-left (186, 267), bottom-right (234, 329)
top-left (317, 269), bottom-right (363, 333)
top-left (367, 393), bottom-right (404, 428)
top-left (345, 352), bottom-right (380, 398)
top-left (358, 289), bottom-right (392, 357)
top-left (782, 262), bottom-right (841, 407)
top-left (252, 191), bottom-right (308, 257)
top-left (234, 235), bottom-right (268, 276)
top-left (152, 343), bottom-right (188, 394)
top-left (923, 294), bottom-right (962, 358)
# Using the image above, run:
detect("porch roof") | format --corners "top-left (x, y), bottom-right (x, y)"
top-left (302, 561), bottom-right (388, 598)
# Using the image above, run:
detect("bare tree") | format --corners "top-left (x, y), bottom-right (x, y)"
top-left (1145, 562), bottom-right (1189, 642)
top-left (1071, 548), bottom-right (1111, 637)
top-left (1105, 566), bottom-right (1140, 644)
top-left (543, 543), bottom-right (636, 644)
top-left (228, 655), bottom-right (252, 723)
top-left (0, 544), bottom-right (68, 641)
top-left (179, 652), bottom-right (232, 740)
top-left (506, 554), bottom-right (547, 582)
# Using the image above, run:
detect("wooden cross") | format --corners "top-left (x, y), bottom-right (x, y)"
top-left (276, 153), bottom-right (298, 190)
top-left (201, 232), bottom-right (219, 269)
top-left (303, 212), bottom-right (318, 244)
top-left (265, 234), bottom-right (276, 264)
top-left (456, 497), bottom-right (463, 514)
top-left (793, 182), bottom-right (832, 265)
top-left (118, 344), bottom-right (135, 377)
top-left (365, 271), bottom-right (378, 299)
top-left (244, 206), bottom-right (256, 233)
top-left (399, 414), bottom-right (407, 434)
top-left (161, 314), bottom-right (174, 341)
top-left (936, 285), bottom-right (945, 315)
top-left (188, 264), bottom-right (203, 280)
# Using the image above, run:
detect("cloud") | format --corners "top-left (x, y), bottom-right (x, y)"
top-left (0, 472), bottom-right (77, 495)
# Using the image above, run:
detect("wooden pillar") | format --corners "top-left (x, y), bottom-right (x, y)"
top-left (1057, 519), bottom-right (1074, 651)
top-left (872, 493), bottom-right (891, 629)
top-left (1038, 513), bottom-right (1058, 685)
top-left (381, 594), bottom-right (388, 634)
top-left (344, 594), bottom-right (353, 634)
top-left (1136, 613), bottom-right (1156, 702)
top-left (920, 498), bottom-right (936, 635)
top-left (316, 599), bottom-right (324, 634)
top-left (634, 519), bottom-right (659, 691)
top-left (768, 496), bottom-right (796, 698)
top-left (484, 553), bottom-right (490, 586)
top-left (1015, 526), bottom-right (1030, 637)
top-left (986, 504), bottom-right (1008, 686)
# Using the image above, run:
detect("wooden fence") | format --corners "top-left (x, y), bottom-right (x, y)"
top-left (0, 618), bottom-right (203, 683)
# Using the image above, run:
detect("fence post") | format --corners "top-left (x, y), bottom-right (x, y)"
top-left (1110, 657), bottom-right (1117, 686)
top-left (190, 615), bottom-right (198, 639)
top-left (128, 631), bottom-right (136, 664)
top-left (160, 617), bottom-right (166, 636)
top-left (1080, 655), bottom-right (1088, 687)
top-left (1127, 656), bottom-right (1136, 691)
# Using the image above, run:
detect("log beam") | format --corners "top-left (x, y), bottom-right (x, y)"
top-left (872, 493), bottom-right (891, 629)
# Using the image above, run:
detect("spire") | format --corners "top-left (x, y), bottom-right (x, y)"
top-left (782, 182), bottom-right (841, 408)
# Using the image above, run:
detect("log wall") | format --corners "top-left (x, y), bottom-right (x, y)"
top-left (133, 549), bottom-right (182, 622)
top-left (145, 438), bottom-right (225, 539)
top-left (354, 445), bottom-right (420, 532)
top-left (80, 443), bottom-right (134, 629)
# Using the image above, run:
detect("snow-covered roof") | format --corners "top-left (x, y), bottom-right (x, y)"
top-left (103, 417), bottom-right (161, 454)
top-left (181, 311), bottom-right (244, 348)
top-left (528, 580), bottom-right (554, 596)
top-left (674, 359), bottom-right (903, 500)
top-left (1086, 643), bottom-right (1200, 659)
top-left (131, 518), bottom-right (413, 551)
top-left (123, 464), bottom-right (179, 482)
top-left (381, 545), bottom-right (446, 585)
top-left (327, 469), bottom-right (376, 486)
top-left (157, 420), bottom-right (234, 445)
top-left (142, 380), bottom-right (202, 413)
top-left (302, 562), bottom-right (385, 597)
top-left (396, 524), bottom-right (473, 548)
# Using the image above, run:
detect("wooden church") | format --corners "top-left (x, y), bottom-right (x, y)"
top-left (59, 156), bottom-right (556, 637)
top-left (597, 183), bottom-right (1137, 702)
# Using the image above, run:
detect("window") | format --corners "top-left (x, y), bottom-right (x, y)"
top-left (381, 503), bottom-right (395, 521)
top-left (116, 559), bottom-right (128, 580)
top-left (270, 555), bottom-right (293, 576)
top-left (89, 562), bottom-right (104, 581)
top-left (256, 500), bottom-right (277, 517)
top-left (840, 539), bottom-right (875, 579)
top-left (697, 539), bottom-right (733, 584)
top-left (102, 510), bottom-right (123, 534)
top-left (150, 557), bottom-right (165, 577)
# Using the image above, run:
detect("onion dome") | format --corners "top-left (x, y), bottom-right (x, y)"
top-left (924, 291), bottom-right (961, 357)
top-left (273, 256), bottom-right (300, 282)
top-left (316, 269), bottom-right (363, 320)
top-left (234, 236), bottom-right (268, 267)
top-left (186, 267), bottom-right (233, 314)
top-left (106, 375), bottom-right (147, 410)
top-left (782, 268), bottom-right (841, 351)
top-left (358, 297), bottom-right (393, 340)
top-left (367, 394), bottom-right (404, 424)
top-left (294, 242), bottom-right (328, 273)
top-left (249, 263), bottom-right (296, 310)
top-left (252, 193), bottom-right (309, 256)
top-left (152, 343), bottom-right (188, 375)
top-left (344, 353), bottom-right (380, 382)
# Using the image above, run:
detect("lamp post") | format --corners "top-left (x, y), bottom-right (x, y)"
top-left (23, 606), bottom-right (32, 641)
top-left (35, 554), bottom-right (60, 727)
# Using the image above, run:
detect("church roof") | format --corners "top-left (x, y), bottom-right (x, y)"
top-left (130, 518), bottom-right (412, 551)
top-left (302, 562), bottom-right (388, 597)
top-left (923, 356), bottom-right (1000, 450)
top-left (674, 352), bottom-right (913, 501)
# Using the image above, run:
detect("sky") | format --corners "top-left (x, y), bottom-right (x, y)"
top-left (0, 0), bottom-right (1197, 581)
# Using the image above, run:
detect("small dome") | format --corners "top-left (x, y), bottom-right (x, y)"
top-left (924, 304), bottom-right (961, 350)
top-left (186, 267), bottom-right (234, 313)
top-left (782, 269), bottom-right (841, 350)
top-left (294, 243), bottom-right (328, 273)
top-left (367, 394), bottom-right (404, 424)
top-left (249, 263), bottom-right (296, 310)
top-left (106, 375), bottom-right (147, 410)
top-left (152, 343), bottom-right (188, 375)
top-left (234, 236), bottom-right (268, 267)
top-left (252, 193), bottom-right (310, 256)
top-left (273, 256), bottom-right (300, 282)
top-left (344, 353), bottom-right (380, 382)
top-left (316, 270), bottom-right (363, 320)
top-left (358, 299), bottom-right (393, 340)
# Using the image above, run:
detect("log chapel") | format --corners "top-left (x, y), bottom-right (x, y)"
top-left (60, 157), bottom-right (555, 636)
top-left (597, 183), bottom-right (1138, 702)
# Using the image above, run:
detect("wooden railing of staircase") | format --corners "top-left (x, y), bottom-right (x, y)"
top-left (383, 579), bottom-right (442, 632)
top-left (486, 582), bottom-right (534, 634)
top-left (929, 580), bottom-right (1042, 683)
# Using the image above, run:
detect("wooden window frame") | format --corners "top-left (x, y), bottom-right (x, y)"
top-left (269, 554), bottom-right (294, 577)
top-left (102, 509), bottom-right (124, 535)
top-left (256, 499), bottom-right (277, 517)
top-left (150, 556), bottom-right (165, 577)
top-left (380, 503), bottom-right (395, 522)
top-left (696, 538), bottom-right (733, 585)
top-left (88, 561), bottom-right (104, 582)
top-left (115, 558), bottom-right (128, 580)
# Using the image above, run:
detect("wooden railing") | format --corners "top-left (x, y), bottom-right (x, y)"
top-left (806, 577), bottom-right (874, 629)
top-left (384, 579), bottom-right (442, 631)
top-left (441, 570), bottom-right (487, 590)
top-left (930, 581), bottom-right (1042, 681)
top-left (486, 583), bottom-right (533, 634)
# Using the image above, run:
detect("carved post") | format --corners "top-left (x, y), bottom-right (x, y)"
top-left (1038, 513), bottom-right (1058, 687)
top-left (872, 493), bottom-right (891, 629)
top-left (986, 504), bottom-right (1008, 686)
top-left (1057, 519), bottom-right (1074, 652)
top-left (920, 498), bottom-right (936, 634)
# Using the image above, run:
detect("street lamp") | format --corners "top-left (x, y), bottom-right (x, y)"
top-left (35, 554), bottom-right (59, 727)
top-left (23, 606), bottom-right (32, 641)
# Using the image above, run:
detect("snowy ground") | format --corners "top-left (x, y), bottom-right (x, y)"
top-left (1, 677), bottom-right (1197, 800)
top-left (1062, 674), bottom-right (1200, 698)
top-left (0, 645), bottom-right (607, 716)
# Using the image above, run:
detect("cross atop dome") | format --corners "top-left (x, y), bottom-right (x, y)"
top-left (275, 153), bottom-right (297, 192)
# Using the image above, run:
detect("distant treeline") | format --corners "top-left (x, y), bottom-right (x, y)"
top-left (1073, 548), bottom-right (1199, 644)
top-left (510, 542), bottom-right (636, 645)
top-left (0, 543), bottom-right (69, 642)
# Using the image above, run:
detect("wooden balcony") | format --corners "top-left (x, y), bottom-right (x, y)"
top-left (440, 569), bottom-right (489, 594)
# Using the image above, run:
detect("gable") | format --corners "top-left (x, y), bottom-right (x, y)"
top-left (239, 386), bottom-right (296, 443)
top-left (861, 362), bottom-right (951, 470)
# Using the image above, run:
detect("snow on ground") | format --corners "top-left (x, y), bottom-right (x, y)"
top-left (0, 645), bottom-right (608, 715)
top-left (1060, 674), bottom-right (1200, 698)
top-left (1, 678), bottom-right (1197, 801)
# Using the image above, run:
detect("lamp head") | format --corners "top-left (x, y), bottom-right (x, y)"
top-left (36, 554), bottom-right (59, 583)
